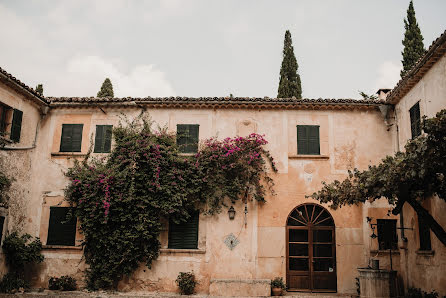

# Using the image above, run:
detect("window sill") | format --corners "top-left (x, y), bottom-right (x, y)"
top-left (370, 250), bottom-right (400, 255)
top-left (43, 245), bottom-right (82, 250)
top-left (178, 153), bottom-right (197, 157)
top-left (288, 155), bottom-right (329, 160)
top-left (51, 152), bottom-right (87, 157)
top-left (416, 250), bottom-right (435, 256)
top-left (0, 136), bottom-right (13, 144)
top-left (160, 248), bottom-right (205, 254)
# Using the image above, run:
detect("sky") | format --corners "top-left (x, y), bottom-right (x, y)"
top-left (1, 0), bottom-right (446, 99)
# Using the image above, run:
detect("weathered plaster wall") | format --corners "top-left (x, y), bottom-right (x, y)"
top-left (393, 53), bottom-right (446, 295)
top-left (14, 106), bottom-right (394, 294)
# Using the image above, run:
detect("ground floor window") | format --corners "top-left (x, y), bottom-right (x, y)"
top-left (168, 211), bottom-right (199, 249)
top-left (46, 207), bottom-right (77, 246)
top-left (418, 216), bottom-right (432, 251)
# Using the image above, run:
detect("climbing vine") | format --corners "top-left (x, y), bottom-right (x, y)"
top-left (65, 116), bottom-right (276, 289)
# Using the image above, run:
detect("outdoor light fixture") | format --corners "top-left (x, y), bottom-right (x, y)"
top-left (228, 206), bottom-right (236, 220)
top-left (370, 231), bottom-right (377, 239)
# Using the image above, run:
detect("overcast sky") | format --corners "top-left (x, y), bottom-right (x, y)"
top-left (1, 1), bottom-right (445, 99)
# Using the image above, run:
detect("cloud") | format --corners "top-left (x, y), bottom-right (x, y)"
top-left (374, 61), bottom-right (402, 90)
top-left (49, 55), bottom-right (176, 97)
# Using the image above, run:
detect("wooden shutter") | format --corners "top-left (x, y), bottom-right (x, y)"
top-left (94, 125), bottom-right (113, 153)
top-left (297, 125), bottom-right (320, 155)
top-left (47, 207), bottom-right (77, 246)
top-left (177, 124), bottom-right (199, 153)
top-left (0, 216), bottom-right (5, 243)
top-left (297, 126), bottom-right (308, 154)
top-left (188, 125), bottom-right (199, 153)
top-left (94, 125), bottom-right (104, 153)
top-left (10, 109), bottom-right (23, 142)
top-left (410, 102), bottom-right (421, 139)
top-left (168, 212), bottom-right (199, 249)
top-left (103, 125), bottom-right (112, 153)
top-left (60, 124), bottom-right (83, 152)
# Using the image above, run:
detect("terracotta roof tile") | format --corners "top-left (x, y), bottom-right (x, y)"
top-left (0, 66), bottom-right (48, 104)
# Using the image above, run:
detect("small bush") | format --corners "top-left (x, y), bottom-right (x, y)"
top-left (406, 287), bottom-right (438, 298)
top-left (0, 273), bottom-right (27, 293)
top-left (176, 272), bottom-right (197, 295)
top-left (271, 277), bottom-right (286, 289)
top-left (48, 275), bottom-right (77, 291)
top-left (2, 232), bottom-right (44, 273)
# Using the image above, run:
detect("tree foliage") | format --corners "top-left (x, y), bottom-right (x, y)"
top-left (401, 0), bottom-right (425, 78)
top-left (97, 78), bottom-right (114, 98)
top-left (35, 84), bottom-right (43, 96)
top-left (308, 109), bottom-right (446, 245)
top-left (277, 30), bottom-right (302, 99)
top-left (65, 115), bottom-right (276, 289)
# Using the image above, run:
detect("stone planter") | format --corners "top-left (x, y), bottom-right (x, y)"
top-left (358, 268), bottom-right (397, 298)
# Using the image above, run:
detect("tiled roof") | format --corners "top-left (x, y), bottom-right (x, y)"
top-left (0, 66), bottom-right (48, 105)
top-left (48, 96), bottom-right (384, 110)
top-left (386, 29), bottom-right (446, 104)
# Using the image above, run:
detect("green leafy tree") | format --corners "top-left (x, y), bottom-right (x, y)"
top-left (401, 0), bottom-right (426, 78)
top-left (35, 84), bottom-right (43, 96)
top-left (308, 109), bottom-right (446, 246)
top-left (97, 78), bottom-right (114, 97)
top-left (277, 30), bottom-right (302, 99)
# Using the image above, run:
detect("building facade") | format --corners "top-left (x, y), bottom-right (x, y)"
top-left (0, 30), bottom-right (445, 296)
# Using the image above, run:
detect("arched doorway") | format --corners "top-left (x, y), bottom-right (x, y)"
top-left (286, 203), bottom-right (337, 292)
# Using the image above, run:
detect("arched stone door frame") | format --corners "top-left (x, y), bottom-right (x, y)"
top-left (286, 203), bottom-right (337, 292)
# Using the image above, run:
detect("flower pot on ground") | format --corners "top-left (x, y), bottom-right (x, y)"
top-left (271, 277), bottom-right (286, 296)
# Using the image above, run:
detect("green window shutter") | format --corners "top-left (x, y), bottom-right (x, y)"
top-left (10, 109), bottom-right (23, 142)
top-left (94, 125), bottom-right (112, 153)
top-left (0, 216), bottom-right (5, 243)
top-left (47, 207), bottom-right (77, 246)
top-left (177, 124), bottom-right (199, 153)
top-left (297, 125), bottom-right (320, 155)
top-left (168, 211), bottom-right (199, 249)
top-left (60, 124), bottom-right (83, 152)
top-left (410, 102), bottom-right (421, 139)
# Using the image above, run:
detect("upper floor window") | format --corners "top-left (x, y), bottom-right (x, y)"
top-left (0, 103), bottom-right (22, 142)
top-left (168, 211), bottom-right (199, 249)
top-left (46, 207), bottom-right (77, 246)
top-left (60, 124), bottom-right (83, 152)
top-left (94, 125), bottom-right (113, 153)
top-left (418, 216), bottom-right (432, 251)
top-left (377, 219), bottom-right (397, 250)
top-left (297, 125), bottom-right (320, 155)
top-left (409, 102), bottom-right (421, 139)
top-left (177, 124), bottom-right (199, 153)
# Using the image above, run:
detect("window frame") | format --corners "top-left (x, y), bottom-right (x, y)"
top-left (94, 125), bottom-right (113, 153)
top-left (409, 102), bottom-right (421, 139)
top-left (297, 125), bottom-right (320, 155)
top-left (168, 211), bottom-right (199, 249)
top-left (0, 103), bottom-right (13, 136)
top-left (176, 124), bottom-right (199, 154)
top-left (59, 124), bottom-right (83, 152)
top-left (377, 219), bottom-right (398, 250)
top-left (46, 206), bottom-right (77, 247)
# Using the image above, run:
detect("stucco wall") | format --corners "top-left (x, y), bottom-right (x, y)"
top-left (393, 53), bottom-right (446, 295)
top-left (9, 105), bottom-right (393, 294)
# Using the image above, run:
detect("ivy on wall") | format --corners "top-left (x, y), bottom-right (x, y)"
top-left (65, 116), bottom-right (277, 289)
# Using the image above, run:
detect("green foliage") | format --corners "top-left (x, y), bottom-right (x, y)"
top-left (406, 287), bottom-right (438, 298)
top-left (0, 171), bottom-right (11, 205)
top-left (2, 232), bottom-right (44, 274)
top-left (176, 272), bottom-right (196, 295)
top-left (97, 78), bottom-right (114, 97)
top-left (65, 115), bottom-right (276, 289)
top-left (401, 1), bottom-right (425, 78)
top-left (277, 30), bottom-right (302, 99)
top-left (48, 276), bottom-right (77, 291)
top-left (271, 277), bottom-right (286, 289)
top-left (358, 91), bottom-right (378, 100)
top-left (35, 84), bottom-right (43, 96)
top-left (0, 273), bottom-right (27, 293)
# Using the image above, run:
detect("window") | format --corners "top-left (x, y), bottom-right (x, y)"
top-left (409, 102), bottom-right (421, 139)
top-left (0, 104), bottom-right (22, 142)
top-left (168, 211), bottom-right (199, 249)
top-left (94, 125), bottom-right (113, 153)
top-left (46, 207), bottom-right (77, 246)
top-left (377, 219), bottom-right (397, 250)
top-left (0, 216), bottom-right (5, 243)
top-left (176, 124), bottom-right (199, 153)
top-left (60, 124), bottom-right (83, 152)
top-left (297, 125), bottom-right (320, 155)
top-left (418, 216), bottom-right (432, 251)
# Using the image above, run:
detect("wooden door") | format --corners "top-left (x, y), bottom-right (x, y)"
top-left (286, 204), bottom-right (337, 292)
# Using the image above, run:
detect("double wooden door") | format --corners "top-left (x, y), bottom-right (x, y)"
top-left (286, 204), bottom-right (337, 292)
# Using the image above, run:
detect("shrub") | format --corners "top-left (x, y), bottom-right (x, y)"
top-left (1, 232), bottom-right (44, 273)
top-left (406, 287), bottom-right (438, 298)
top-left (48, 275), bottom-right (77, 291)
top-left (271, 277), bottom-right (286, 289)
top-left (176, 272), bottom-right (197, 295)
top-left (0, 273), bottom-right (27, 293)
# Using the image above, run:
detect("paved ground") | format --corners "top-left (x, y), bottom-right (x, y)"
top-left (0, 290), bottom-right (357, 298)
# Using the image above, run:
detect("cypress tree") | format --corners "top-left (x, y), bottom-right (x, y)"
top-left (277, 30), bottom-right (302, 99)
top-left (401, 0), bottom-right (425, 78)
top-left (35, 84), bottom-right (43, 96)
top-left (97, 78), bottom-right (114, 97)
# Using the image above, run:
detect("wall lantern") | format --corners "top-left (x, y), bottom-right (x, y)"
top-left (228, 206), bottom-right (236, 220)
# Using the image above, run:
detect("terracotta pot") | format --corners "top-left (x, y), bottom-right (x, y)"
top-left (271, 287), bottom-right (282, 296)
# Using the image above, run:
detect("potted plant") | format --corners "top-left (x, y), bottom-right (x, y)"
top-left (271, 277), bottom-right (286, 296)
top-left (176, 272), bottom-right (197, 295)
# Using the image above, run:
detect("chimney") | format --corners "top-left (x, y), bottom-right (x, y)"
top-left (376, 88), bottom-right (392, 100)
